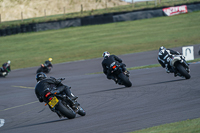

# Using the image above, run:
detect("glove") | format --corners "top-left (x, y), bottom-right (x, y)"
top-left (181, 55), bottom-right (185, 59)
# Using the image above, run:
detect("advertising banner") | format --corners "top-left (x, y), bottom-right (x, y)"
top-left (163, 5), bottom-right (188, 16)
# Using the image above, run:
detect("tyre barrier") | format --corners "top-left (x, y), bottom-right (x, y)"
top-left (0, 23), bottom-right (37, 37)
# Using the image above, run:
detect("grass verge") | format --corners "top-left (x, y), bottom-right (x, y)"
top-left (0, 11), bottom-right (200, 70)
top-left (130, 117), bottom-right (200, 133)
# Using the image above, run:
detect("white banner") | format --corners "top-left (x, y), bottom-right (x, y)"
top-left (182, 46), bottom-right (194, 61)
top-left (163, 5), bottom-right (188, 16)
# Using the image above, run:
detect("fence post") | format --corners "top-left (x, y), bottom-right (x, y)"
top-left (21, 12), bottom-right (23, 22)
top-left (63, 7), bottom-right (65, 15)
top-left (155, 0), bottom-right (157, 6)
top-left (81, 4), bottom-right (83, 14)
top-left (44, 9), bottom-right (46, 18)
top-left (105, 0), bottom-right (107, 10)
top-left (132, 0), bottom-right (134, 8)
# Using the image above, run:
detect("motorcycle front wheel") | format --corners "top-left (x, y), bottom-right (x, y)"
top-left (118, 73), bottom-right (132, 87)
top-left (77, 106), bottom-right (86, 116)
top-left (176, 64), bottom-right (191, 79)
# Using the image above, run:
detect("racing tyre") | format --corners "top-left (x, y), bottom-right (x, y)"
top-left (77, 106), bottom-right (86, 116)
top-left (56, 101), bottom-right (76, 119)
top-left (118, 73), bottom-right (132, 87)
top-left (176, 64), bottom-right (191, 79)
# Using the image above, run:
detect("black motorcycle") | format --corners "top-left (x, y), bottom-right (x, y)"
top-left (36, 64), bottom-right (52, 74)
top-left (109, 62), bottom-right (132, 87)
top-left (170, 55), bottom-right (190, 79)
top-left (43, 78), bottom-right (86, 119)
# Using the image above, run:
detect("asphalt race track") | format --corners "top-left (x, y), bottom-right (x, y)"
top-left (0, 45), bottom-right (200, 133)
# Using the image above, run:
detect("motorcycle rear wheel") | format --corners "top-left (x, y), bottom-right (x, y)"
top-left (56, 101), bottom-right (76, 119)
top-left (176, 64), bottom-right (191, 79)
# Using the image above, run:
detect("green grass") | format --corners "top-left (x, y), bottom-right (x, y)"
top-left (130, 117), bottom-right (200, 133)
top-left (0, 11), bottom-right (200, 70)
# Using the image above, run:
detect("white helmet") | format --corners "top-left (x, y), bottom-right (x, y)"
top-left (102, 51), bottom-right (110, 58)
top-left (159, 46), bottom-right (166, 52)
top-left (7, 60), bottom-right (11, 64)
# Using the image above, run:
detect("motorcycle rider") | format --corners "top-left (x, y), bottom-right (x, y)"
top-left (158, 46), bottom-right (181, 76)
top-left (35, 72), bottom-right (79, 109)
top-left (101, 51), bottom-right (129, 83)
top-left (1, 60), bottom-right (11, 73)
top-left (43, 58), bottom-right (53, 71)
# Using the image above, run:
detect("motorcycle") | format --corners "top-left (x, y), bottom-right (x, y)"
top-left (109, 62), bottom-right (132, 87)
top-left (0, 68), bottom-right (8, 77)
top-left (170, 55), bottom-right (190, 79)
top-left (36, 64), bottom-right (52, 74)
top-left (43, 78), bottom-right (86, 119)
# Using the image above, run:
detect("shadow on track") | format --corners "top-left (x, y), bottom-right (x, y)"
top-left (84, 86), bottom-right (127, 95)
top-left (134, 78), bottom-right (186, 88)
top-left (82, 79), bottom-right (186, 95)
top-left (8, 118), bottom-right (69, 131)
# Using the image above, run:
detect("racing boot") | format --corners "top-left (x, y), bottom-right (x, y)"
top-left (111, 76), bottom-right (118, 84)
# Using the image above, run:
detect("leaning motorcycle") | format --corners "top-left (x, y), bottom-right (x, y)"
top-left (109, 62), bottom-right (132, 87)
top-left (43, 78), bottom-right (86, 119)
top-left (0, 68), bottom-right (9, 77)
top-left (170, 55), bottom-right (190, 79)
top-left (36, 64), bottom-right (52, 74)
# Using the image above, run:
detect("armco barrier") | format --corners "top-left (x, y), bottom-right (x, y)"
top-left (0, 2), bottom-right (200, 37)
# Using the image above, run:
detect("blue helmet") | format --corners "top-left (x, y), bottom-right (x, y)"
top-left (36, 72), bottom-right (47, 82)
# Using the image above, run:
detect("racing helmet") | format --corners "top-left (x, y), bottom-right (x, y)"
top-left (48, 58), bottom-right (53, 62)
top-left (36, 72), bottom-right (47, 82)
top-left (7, 60), bottom-right (11, 64)
top-left (102, 51), bottom-right (110, 58)
top-left (159, 46), bottom-right (166, 52)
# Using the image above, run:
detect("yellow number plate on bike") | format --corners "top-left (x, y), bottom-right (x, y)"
top-left (48, 96), bottom-right (59, 108)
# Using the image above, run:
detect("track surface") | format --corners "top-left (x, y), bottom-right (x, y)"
top-left (0, 45), bottom-right (200, 133)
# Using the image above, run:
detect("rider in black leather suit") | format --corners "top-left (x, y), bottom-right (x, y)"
top-left (101, 51), bottom-right (129, 83)
top-left (35, 72), bottom-right (78, 106)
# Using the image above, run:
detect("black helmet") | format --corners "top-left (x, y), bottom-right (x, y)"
top-left (36, 72), bottom-right (47, 82)
top-left (159, 46), bottom-right (166, 52)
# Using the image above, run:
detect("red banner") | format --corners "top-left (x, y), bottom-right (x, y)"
top-left (163, 5), bottom-right (188, 16)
